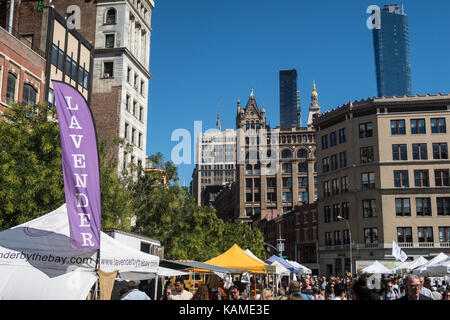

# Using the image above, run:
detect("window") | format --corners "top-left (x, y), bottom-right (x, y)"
top-left (325, 232), bottom-right (332, 246)
top-left (363, 199), bottom-right (376, 218)
top-left (323, 181), bottom-right (330, 197)
top-left (322, 157), bottom-right (329, 172)
top-left (411, 119), bottom-right (426, 134)
top-left (281, 149), bottom-right (292, 159)
top-left (414, 170), bottom-right (429, 187)
top-left (331, 179), bottom-right (340, 195)
top-left (106, 8), bottom-right (116, 24)
top-left (298, 191), bottom-right (308, 203)
top-left (22, 84), bottom-right (37, 105)
top-left (342, 202), bottom-right (349, 220)
top-left (65, 55), bottom-right (71, 76)
top-left (396, 198), bottom-right (411, 216)
top-left (341, 176), bottom-right (349, 193)
top-left (267, 178), bottom-right (276, 188)
top-left (83, 70), bottom-right (89, 89)
top-left (48, 88), bottom-right (54, 108)
top-left (124, 122), bottom-right (129, 140)
top-left (439, 227), bottom-right (450, 243)
top-left (321, 135), bottom-right (328, 149)
top-left (246, 208), bottom-right (253, 216)
top-left (433, 143), bottom-right (448, 159)
top-left (391, 120), bottom-right (406, 135)
top-left (394, 170), bottom-right (409, 188)
top-left (298, 177), bottom-right (308, 187)
top-left (297, 149), bottom-right (308, 158)
top-left (140, 80), bottom-right (144, 95)
top-left (282, 177), bottom-right (292, 188)
top-left (103, 62), bottom-right (114, 78)
top-left (254, 193), bottom-right (261, 202)
top-left (282, 163), bottom-right (292, 174)
top-left (431, 118), bottom-right (446, 133)
top-left (6, 73), bottom-right (17, 102)
top-left (364, 228), bottom-right (378, 244)
top-left (392, 144), bottom-right (407, 160)
top-left (416, 198), bottom-right (431, 216)
top-left (359, 122), bottom-right (373, 138)
top-left (417, 227), bottom-right (434, 243)
top-left (298, 162), bottom-right (307, 173)
top-left (339, 128), bottom-right (346, 144)
top-left (324, 206), bottom-right (331, 223)
top-left (361, 172), bottom-right (375, 190)
top-left (437, 198), bottom-right (450, 216)
top-left (57, 47), bottom-right (64, 70)
top-left (435, 169), bottom-right (450, 187)
top-left (397, 227), bottom-right (412, 243)
top-left (105, 34), bottom-right (115, 48)
top-left (139, 106), bottom-right (144, 121)
top-left (334, 231), bottom-right (341, 245)
top-left (412, 144), bottom-right (427, 160)
top-left (127, 67), bottom-right (132, 83)
top-left (343, 230), bottom-right (350, 244)
top-left (131, 127), bottom-right (136, 145)
top-left (71, 60), bottom-right (77, 80)
top-left (254, 178), bottom-right (260, 188)
top-left (330, 131), bottom-right (337, 147)
top-left (138, 133), bottom-right (142, 149)
top-left (339, 152), bottom-right (347, 168)
top-left (51, 44), bottom-right (58, 66)
top-left (246, 193), bottom-right (252, 202)
top-left (332, 204), bottom-right (340, 222)
top-left (282, 191), bottom-right (292, 202)
top-left (78, 66), bottom-right (84, 86)
top-left (267, 192), bottom-right (276, 202)
top-left (331, 154), bottom-right (338, 171)
top-left (360, 146), bottom-right (374, 163)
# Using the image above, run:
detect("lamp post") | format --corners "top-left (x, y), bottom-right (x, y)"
top-left (337, 215), bottom-right (352, 277)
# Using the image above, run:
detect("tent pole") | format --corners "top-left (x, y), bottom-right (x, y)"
top-left (154, 274), bottom-right (158, 300)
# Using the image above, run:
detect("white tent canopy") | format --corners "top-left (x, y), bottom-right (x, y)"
top-left (425, 257), bottom-right (450, 276)
top-left (412, 253), bottom-right (448, 276)
top-left (0, 204), bottom-right (160, 300)
top-left (287, 260), bottom-right (312, 274)
top-left (394, 256), bottom-right (428, 274)
top-left (270, 261), bottom-right (291, 276)
top-left (244, 249), bottom-right (266, 264)
top-left (360, 261), bottom-right (393, 274)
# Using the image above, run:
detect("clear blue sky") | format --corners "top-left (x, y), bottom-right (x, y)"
top-left (146, 0), bottom-right (450, 186)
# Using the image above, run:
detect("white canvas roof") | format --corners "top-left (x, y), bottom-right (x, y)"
top-left (270, 261), bottom-right (290, 276)
top-left (0, 204), bottom-right (160, 299)
top-left (360, 261), bottom-right (393, 274)
top-left (412, 253), bottom-right (448, 276)
top-left (425, 257), bottom-right (450, 276)
top-left (287, 260), bottom-right (312, 274)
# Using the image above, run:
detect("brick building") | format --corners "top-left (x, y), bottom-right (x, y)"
top-left (0, 25), bottom-right (45, 115)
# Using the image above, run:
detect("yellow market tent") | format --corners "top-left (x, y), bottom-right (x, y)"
top-left (204, 244), bottom-right (272, 274)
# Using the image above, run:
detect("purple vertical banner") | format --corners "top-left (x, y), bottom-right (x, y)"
top-left (52, 81), bottom-right (101, 250)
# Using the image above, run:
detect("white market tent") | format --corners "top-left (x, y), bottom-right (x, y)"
top-left (360, 261), bottom-right (393, 274)
top-left (244, 249), bottom-right (266, 264)
top-left (394, 256), bottom-right (428, 274)
top-left (412, 253), bottom-right (449, 276)
top-left (287, 260), bottom-right (312, 274)
top-left (0, 204), bottom-right (160, 300)
top-left (270, 261), bottom-right (291, 276)
top-left (424, 257), bottom-right (450, 276)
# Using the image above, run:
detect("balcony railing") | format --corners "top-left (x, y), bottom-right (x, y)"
top-left (418, 242), bottom-right (435, 248)
top-left (320, 242), bottom-right (450, 251)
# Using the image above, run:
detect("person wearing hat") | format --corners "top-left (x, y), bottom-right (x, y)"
top-left (121, 280), bottom-right (151, 300)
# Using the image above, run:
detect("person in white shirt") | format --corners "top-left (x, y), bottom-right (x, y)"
top-left (121, 280), bottom-right (151, 300)
top-left (419, 276), bottom-right (435, 300)
top-left (169, 280), bottom-right (193, 300)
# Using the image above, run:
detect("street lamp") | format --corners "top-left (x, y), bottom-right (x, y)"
top-left (337, 215), bottom-right (352, 277)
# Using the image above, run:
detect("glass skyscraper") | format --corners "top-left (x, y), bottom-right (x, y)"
top-left (372, 4), bottom-right (412, 97)
top-left (279, 69), bottom-right (300, 129)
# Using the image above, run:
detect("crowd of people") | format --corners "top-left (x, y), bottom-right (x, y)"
top-left (154, 274), bottom-right (450, 301)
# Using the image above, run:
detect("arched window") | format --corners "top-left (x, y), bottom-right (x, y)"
top-left (256, 121), bottom-right (260, 130)
top-left (297, 149), bottom-right (308, 159)
top-left (22, 83), bottom-right (37, 105)
top-left (251, 121), bottom-right (255, 129)
top-left (281, 149), bottom-right (292, 159)
top-left (246, 121), bottom-right (250, 130)
top-left (106, 8), bottom-right (117, 24)
top-left (298, 162), bottom-right (308, 173)
top-left (6, 72), bottom-right (17, 102)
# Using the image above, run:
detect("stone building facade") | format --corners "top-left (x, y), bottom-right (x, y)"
top-left (314, 94), bottom-right (450, 276)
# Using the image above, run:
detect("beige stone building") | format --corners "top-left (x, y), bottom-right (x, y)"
top-left (231, 89), bottom-right (318, 223)
top-left (313, 94), bottom-right (450, 276)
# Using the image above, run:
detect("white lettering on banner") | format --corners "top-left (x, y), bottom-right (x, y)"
top-left (74, 173), bottom-right (88, 188)
top-left (65, 96), bottom-right (79, 110)
top-left (75, 193), bottom-right (89, 208)
top-left (69, 115), bottom-right (83, 130)
top-left (72, 154), bottom-right (86, 168)
top-left (78, 213), bottom-right (91, 227)
top-left (81, 233), bottom-right (94, 247)
top-left (69, 134), bottom-right (84, 148)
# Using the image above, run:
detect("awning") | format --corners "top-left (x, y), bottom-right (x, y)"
top-left (159, 260), bottom-right (247, 274)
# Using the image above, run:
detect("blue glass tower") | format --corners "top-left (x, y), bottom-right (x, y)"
top-left (372, 4), bottom-right (412, 97)
top-left (279, 69), bottom-right (300, 129)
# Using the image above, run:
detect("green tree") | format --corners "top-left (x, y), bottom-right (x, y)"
top-left (0, 103), bottom-right (134, 231)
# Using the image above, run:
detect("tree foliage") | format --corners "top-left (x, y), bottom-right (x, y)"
top-left (0, 103), bottom-right (133, 231)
